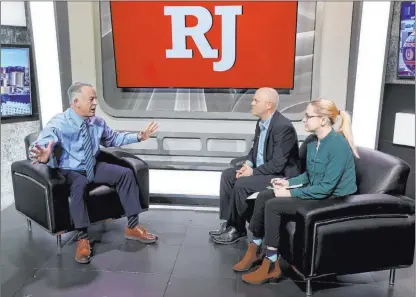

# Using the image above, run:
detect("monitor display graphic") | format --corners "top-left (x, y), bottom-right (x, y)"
top-left (99, 1), bottom-right (317, 120)
top-left (1, 46), bottom-right (32, 118)
top-left (398, 1), bottom-right (415, 79)
top-left (110, 1), bottom-right (298, 89)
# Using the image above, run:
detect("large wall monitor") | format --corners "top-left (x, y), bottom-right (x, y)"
top-left (99, 1), bottom-right (318, 120)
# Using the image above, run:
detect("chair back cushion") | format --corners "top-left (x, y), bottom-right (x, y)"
top-left (24, 132), bottom-right (40, 160)
top-left (354, 147), bottom-right (410, 195)
top-left (298, 135), bottom-right (411, 196)
top-left (25, 132), bottom-right (65, 163)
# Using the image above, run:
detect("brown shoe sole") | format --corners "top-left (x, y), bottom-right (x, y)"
top-left (75, 256), bottom-right (91, 264)
top-left (125, 235), bottom-right (158, 244)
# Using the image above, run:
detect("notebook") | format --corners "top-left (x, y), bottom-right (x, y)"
top-left (246, 184), bottom-right (303, 200)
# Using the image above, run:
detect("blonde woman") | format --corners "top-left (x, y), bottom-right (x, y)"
top-left (233, 99), bottom-right (359, 285)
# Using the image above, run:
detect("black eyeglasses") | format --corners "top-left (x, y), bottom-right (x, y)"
top-left (304, 113), bottom-right (321, 120)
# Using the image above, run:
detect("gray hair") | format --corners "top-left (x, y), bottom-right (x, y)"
top-left (67, 82), bottom-right (93, 104)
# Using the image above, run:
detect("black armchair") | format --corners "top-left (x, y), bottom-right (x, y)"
top-left (11, 132), bottom-right (150, 252)
top-left (230, 135), bottom-right (415, 295)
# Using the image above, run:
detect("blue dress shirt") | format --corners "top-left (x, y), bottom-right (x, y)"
top-left (246, 112), bottom-right (274, 168)
top-left (255, 114), bottom-right (274, 167)
top-left (29, 108), bottom-right (140, 171)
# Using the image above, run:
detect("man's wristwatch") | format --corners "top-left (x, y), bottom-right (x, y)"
top-left (137, 132), bottom-right (143, 141)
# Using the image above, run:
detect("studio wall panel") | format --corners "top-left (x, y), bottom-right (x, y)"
top-left (1, 3), bottom-right (41, 209)
top-left (352, 1), bottom-right (392, 149)
top-left (378, 83), bottom-right (415, 199)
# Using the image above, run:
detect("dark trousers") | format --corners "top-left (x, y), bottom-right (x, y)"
top-left (249, 189), bottom-right (316, 248)
top-left (59, 162), bottom-right (142, 229)
top-left (219, 167), bottom-right (277, 232)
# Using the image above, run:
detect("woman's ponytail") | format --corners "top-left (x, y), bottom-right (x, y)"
top-left (338, 110), bottom-right (359, 158)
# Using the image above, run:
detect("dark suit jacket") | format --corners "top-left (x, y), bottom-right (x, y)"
top-left (247, 111), bottom-right (301, 178)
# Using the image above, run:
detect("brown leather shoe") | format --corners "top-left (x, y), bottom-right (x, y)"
top-left (75, 239), bottom-right (91, 264)
top-left (233, 243), bottom-right (263, 272)
top-left (242, 257), bottom-right (281, 285)
top-left (125, 226), bottom-right (158, 244)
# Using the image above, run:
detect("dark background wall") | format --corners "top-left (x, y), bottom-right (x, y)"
top-left (377, 1), bottom-right (415, 199)
top-left (378, 84), bottom-right (415, 198)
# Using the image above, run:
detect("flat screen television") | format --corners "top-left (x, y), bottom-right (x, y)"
top-left (397, 1), bottom-right (415, 79)
top-left (1, 45), bottom-right (33, 118)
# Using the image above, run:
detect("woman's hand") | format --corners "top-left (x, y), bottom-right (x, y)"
top-left (273, 187), bottom-right (292, 197)
top-left (271, 178), bottom-right (289, 189)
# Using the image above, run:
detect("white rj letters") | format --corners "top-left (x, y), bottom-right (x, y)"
top-left (164, 5), bottom-right (242, 72)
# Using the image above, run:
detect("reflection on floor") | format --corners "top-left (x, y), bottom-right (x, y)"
top-left (1, 205), bottom-right (415, 297)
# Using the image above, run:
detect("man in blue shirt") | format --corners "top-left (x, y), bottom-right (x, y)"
top-left (209, 88), bottom-right (301, 244)
top-left (29, 82), bottom-right (159, 264)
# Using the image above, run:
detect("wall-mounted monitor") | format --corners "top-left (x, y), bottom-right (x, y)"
top-left (110, 1), bottom-right (298, 89)
top-left (1, 45), bottom-right (33, 118)
top-left (99, 1), bottom-right (317, 121)
top-left (397, 1), bottom-right (415, 79)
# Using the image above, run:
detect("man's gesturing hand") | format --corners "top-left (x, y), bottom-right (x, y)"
top-left (30, 140), bottom-right (54, 164)
top-left (139, 121), bottom-right (159, 141)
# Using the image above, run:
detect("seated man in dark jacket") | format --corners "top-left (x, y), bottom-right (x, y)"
top-left (210, 87), bottom-right (301, 244)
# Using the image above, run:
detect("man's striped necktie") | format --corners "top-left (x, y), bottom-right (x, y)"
top-left (81, 120), bottom-right (95, 182)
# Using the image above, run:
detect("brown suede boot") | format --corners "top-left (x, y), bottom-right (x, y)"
top-left (75, 239), bottom-right (91, 264)
top-left (233, 243), bottom-right (263, 272)
top-left (241, 257), bottom-right (281, 285)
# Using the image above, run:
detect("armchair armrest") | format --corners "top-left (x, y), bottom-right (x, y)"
top-left (290, 194), bottom-right (415, 276)
top-left (11, 160), bottom-right (70, 233)
top-left (297, 194), bottom-right (415, 225)
top-left (396, 195), bottom-right (415, 204)
top-left (296, 194), bottom-right (415, 247)
top-left (98, 149), bottom-right (150, 210)
top-left (11, 160), bottom-right (66, 188)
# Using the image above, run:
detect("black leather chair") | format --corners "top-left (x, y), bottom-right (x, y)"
top-left (11, 132), bottom-right (150, 252)
top-left (231, 135), bottom-right (415, 295)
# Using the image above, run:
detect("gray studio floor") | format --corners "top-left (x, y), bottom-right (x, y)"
top-left (1, 205), bottom-right (414, 297)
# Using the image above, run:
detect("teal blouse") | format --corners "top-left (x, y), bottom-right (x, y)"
top-left (288, 129), bottom-right (357, 199)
